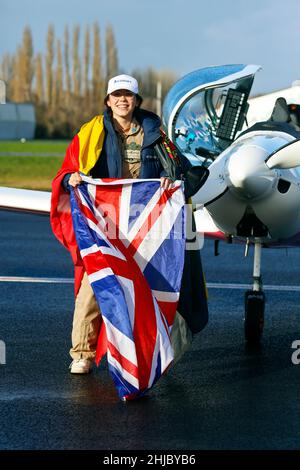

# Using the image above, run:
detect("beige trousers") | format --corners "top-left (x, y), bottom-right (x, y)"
top-left (69, 275), bottom-right (193, 363)
top-left (69, 272), bottom-right (102, 360)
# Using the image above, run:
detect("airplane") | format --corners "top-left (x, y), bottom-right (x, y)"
top-left (246, 79), bottom-right (300, 128)
top-left (162, 63), bottom-right (300, 343)
top-left (2, 63), bottom-right (300, 344)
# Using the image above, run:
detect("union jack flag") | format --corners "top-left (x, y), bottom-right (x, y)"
top-left (70, 176), bottom-right (186, 400)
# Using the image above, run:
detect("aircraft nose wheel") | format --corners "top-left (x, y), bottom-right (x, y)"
top-left (244, 240), bottom-right (265, 343)
top-left (244, 290), bottom-right (265, 343)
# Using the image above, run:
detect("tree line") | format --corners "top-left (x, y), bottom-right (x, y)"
top-left (0, 24), bottom-right (177, 138)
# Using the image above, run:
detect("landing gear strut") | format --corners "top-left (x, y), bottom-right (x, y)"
top-left (244, 241), bottom-right (265, 343)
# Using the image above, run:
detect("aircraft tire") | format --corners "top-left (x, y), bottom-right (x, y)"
top-left (244, 290), bottom-right (265, 343)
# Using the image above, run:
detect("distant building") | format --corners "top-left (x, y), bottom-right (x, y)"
top-left (0, 102), bottom-right (36, 140)
top-left (0, 79), bottom-right (36, 140)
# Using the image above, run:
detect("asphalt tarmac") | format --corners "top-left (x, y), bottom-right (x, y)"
top-left (1, 210), bottom-right (300, 454)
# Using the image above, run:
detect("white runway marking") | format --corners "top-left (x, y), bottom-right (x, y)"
top-left (0, 276), bottom-right (73, 283)
top-left (0, 277), bottom-right (300, 291)
top-left (207, 282), bottom-right (300, 292)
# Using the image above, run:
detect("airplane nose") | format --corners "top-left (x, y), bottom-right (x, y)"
top-left (227, 145), bottom-right (276, 199)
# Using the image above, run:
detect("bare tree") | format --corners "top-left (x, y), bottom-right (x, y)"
top-left (105, 24), bottom-right (118, 79)
top-left (52, 39), bottom-right (63, 108)
top-left (45, 24), bottom-right (55, 105)
top-left (64, 26), bottom-right (71, 103)
top-left (0, 54), bottom-right (14, 99)
top-left (92, 22), bottom-right (103, 113)
top-left (131, 67), bottom-right (177, 113)
top-left (84, 27), bottom-right (90, 101)
top-left (2, 26), bottom-right (34, 103)
top-left (11, 47), bottom-right (24, 102)
top-left (22, 26), bottom-right (34, 101)
top-left (158, 69), bottom-right (178, 97)
top-left (35, 53), bottom-right (44, 103)
top-left (0, 21), bottom-right (179, 138)
top-left (72, 25), bottom-right (81, 97)
top-left (1, 54), bottom-right (10, 79)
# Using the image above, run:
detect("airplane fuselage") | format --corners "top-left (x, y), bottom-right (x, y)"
top-left (193, 126), bottom-right (300, 245)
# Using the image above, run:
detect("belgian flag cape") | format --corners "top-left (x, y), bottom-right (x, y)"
top-left (50, 115), bottom-right (105, 296)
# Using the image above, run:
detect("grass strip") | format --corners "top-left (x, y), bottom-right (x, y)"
top-left (0, 140), bottom-right (69, 154)
top-left (0, 156), bottom-right (64, 190)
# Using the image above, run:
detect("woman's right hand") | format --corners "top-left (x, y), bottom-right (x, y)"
top-left (68, 172), bottom-right (83, 187)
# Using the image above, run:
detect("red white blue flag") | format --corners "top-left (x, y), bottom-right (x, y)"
top-left (70, 176), bottom-right (186, 400)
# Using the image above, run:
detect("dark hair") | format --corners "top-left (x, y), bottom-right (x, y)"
top-left (104, 93), bottom-right (143, 109)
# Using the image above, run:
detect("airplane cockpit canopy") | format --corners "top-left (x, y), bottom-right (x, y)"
top-left (162, 64), bottom-right (261, 166)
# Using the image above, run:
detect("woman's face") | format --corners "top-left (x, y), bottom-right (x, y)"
top-left (107, 89), bottom-right (137, 121)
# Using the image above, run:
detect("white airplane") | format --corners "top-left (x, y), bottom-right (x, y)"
top-left (2, 63), bottom-right (300, 344)
top-left (247, 80), bottom-right (300, 128)
top-left (162, 63), bottom-right (300, 342)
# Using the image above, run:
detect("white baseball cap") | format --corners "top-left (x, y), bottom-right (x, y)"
top-left (107, 74), bottom-right (139, 95)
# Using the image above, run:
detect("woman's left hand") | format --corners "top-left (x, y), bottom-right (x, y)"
top-left (160, 177), bottom-right (174, 190)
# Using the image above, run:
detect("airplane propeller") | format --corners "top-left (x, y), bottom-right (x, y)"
top-left (195, 137), bottom-right (300, 206)
top-left (266, 139), bottom-right (300, 170)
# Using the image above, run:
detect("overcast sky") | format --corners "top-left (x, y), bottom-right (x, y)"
top-left (1, 0), bottom-right (299, 95)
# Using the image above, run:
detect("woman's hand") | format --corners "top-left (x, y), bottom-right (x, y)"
top-left (69, 172), bottom-right (83, 187)
top-left (160, 177), bottom-right (174, 190)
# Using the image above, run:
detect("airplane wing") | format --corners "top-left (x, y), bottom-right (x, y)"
top-left (0, 184), bottom-right (228, 243)
top-left (0, 186), bottom-right (50, 214)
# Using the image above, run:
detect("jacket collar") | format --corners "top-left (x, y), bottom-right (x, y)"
top-left (134, 108), bottom-right (161, 147)
top-left (103, 108), bottom-right (161, 147)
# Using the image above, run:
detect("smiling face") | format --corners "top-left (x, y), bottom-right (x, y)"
top-left (106, 89), bottom-right (137, 122)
